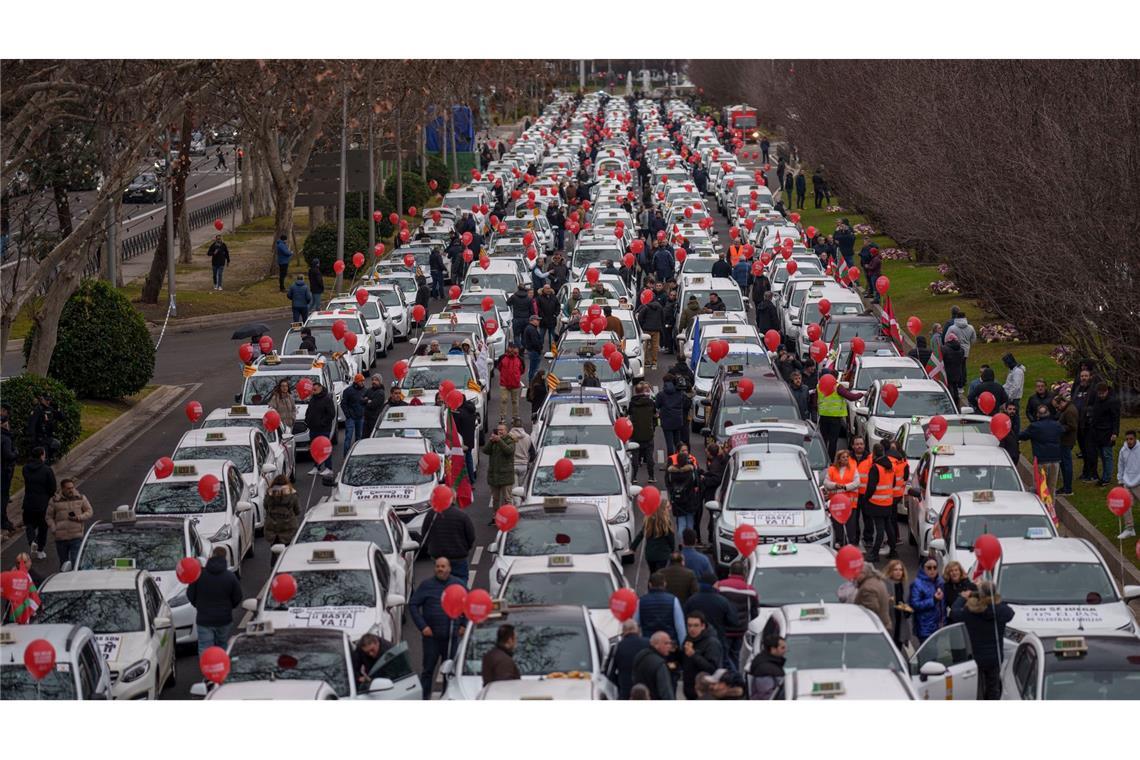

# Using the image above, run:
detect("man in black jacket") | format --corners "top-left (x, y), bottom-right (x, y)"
top-left (1087, 383), bottom-right (1122, 485)
top-left (20, 446), bottom-right (55, 558)
top-left (638, 296), bottom-right (665, 370)
top-left (187, 547), bottom-right (243, 656)
top-left (755, 291), bottom-right (779, 334)
top-left (681, 611), bottom-right (724, 699)
top-left (207, 235), bottom-right (230, 291)
top-left (967, 366), bottom-right (1008, 413)
top-left (632, 632), bottom-right (675, 700)
top-left (429, 247), bottom-right (447, 299)
top-left (27, 394), bottom-right (63, 463)
top-left (794, 171), bottom-right (807, 209)
top-left (683, 590), bottom-right (738, 668)
top-left (362, 375), bottom-right (386, 436)
top-left (942, 334), bottom-right (967, 407)
top-left (748, 622), bottom-right (787, 699)
top-left (535, 284), bottom-right (560, 350)
top-left (421, 503), bottom-right (476, 582)
top-left (607, 619), bottom-right (651, 699)
top-left (949, 582), bottom-right (1014, 699)
top-left (834, 220), bottom-right (856, 267)
top-left (507, 285), bottom-right (534, 348)
top-left (522, 315), bottom-right (544, 383)
top-left (452, 398), bottom-right (479, 481)
top-left (304, 381), bottom-right (338, 475)
top-left (307, 259), bottom-right (325, 311)
top-left (628, 383), bottom-right (657, 483)
top-left (711, 253), bottom-right (732, 279)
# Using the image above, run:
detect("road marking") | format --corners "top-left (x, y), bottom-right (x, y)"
top-left (472, 546), bottom-right (484, 565)
top-left (467, 572), bottom-right (476, 589)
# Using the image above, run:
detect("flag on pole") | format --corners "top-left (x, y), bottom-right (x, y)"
top-left (445, 410), bottom-right (473, 508)
top-left (1033, 457), bottom-right (1059, 526)
top-left (688, 317), bottom-right (702, 372)
top-left (882, 295), bottom-right (901, 347)
top-left (925, 337), bottom-right (946, 383)
top-left (546, 372), bottom-right (561, 392)
top-left (835, 255), bottom-right (849, 285)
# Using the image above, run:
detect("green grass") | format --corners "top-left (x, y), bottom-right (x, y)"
top-left (790, 196), bottom-right (1139, 568)
top-left (122, 274), bottom-right (287, 323)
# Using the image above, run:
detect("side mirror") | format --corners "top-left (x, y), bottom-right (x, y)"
top-left (919, 661), bottom-right (947, 681)
top-left (927, 538), bottom-right (947, 554)
top-left (368, 677), bottom-right (395, 693)
top-left (242, 598), bottom-right (259, 613)
top-left (544, 352), bottom-right (554, 359)
top-left (704, 500), bottom-right (721, 513)
top-left (190, 682), bottom-right (208, 698)
top-left (1123, 585), bottom-right (1140, 602)
top-left (60, 560), bottom-right (73, 573)
top-left (260, 463), bottom-right (276, 476)
top-left (853, 404), bottom-right (869, 416)
top-left (511, 486), bottom-right (525, 497)
top-left (626, 441), bottom-right (639, 451)
top-left (400, 539), bottom-right (420, 553)
top-left (908, 487), bottom-right (923, 499)
top-left (385, 593), bottom-right (407, 609)
top-left (960, 406), bottom-right (975, 414)
top-left (440, 660), bottom-right (455, 677)
top-left (487, 542), bottom-right (499, 554)
top-left (236, 501), bottom-right (254, 514)
top-left (153, 616), bottom-right (172, 629)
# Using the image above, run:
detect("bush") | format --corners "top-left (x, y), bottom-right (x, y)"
top-left (344, 192), bottom-right (396, 239)
top-left (22, 280), bottom-right (154, 400)
top-left (1, 374), bottom-right (82, 458)
top-left (301, 219), bottom-right (372, 279)
top-left (383, 171), bottom-right (429, 213)
top-left (426, 155), bottom-right (450, 195)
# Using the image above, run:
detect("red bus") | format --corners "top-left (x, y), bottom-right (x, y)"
top-left (723, 105), bottom-right (759, 143)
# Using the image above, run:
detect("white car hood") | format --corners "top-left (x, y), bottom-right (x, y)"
top-left (149, 572), bottom-right (187, 603)
top-left (190, 512), bottom-right (228, 542)
top-left (869, 415), bottom-right (908, 437)
top-left (720, 508), bottom-right (829, 535)
top-left (94, 630), bottom-right (149, 666)
top-left (588, 609), bottom-right (621, 640)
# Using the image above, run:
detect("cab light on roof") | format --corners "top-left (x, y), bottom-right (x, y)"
top-left (564, 449), bottom-right (588, 459)
top-left (246, 620), bottom-right (275, 636)
top-left (874, 349), bottom-right (894, 356)
top-left (388, 412), bottom-right (406, 421)
top-left (0, 630), bottom-right (14, 645)
top-left (1053, 637), bottom-right (1088, 657)
top-left (932, 445), bottom-right (955, 455)
top-left (810, 681), bottom-right (845, 697)
top-left (290, 322), bottom-right (303, 330)
top-left (309, 549), bottom-right (338, 564)
top-left (799, 606), bottom-right (827, 620)
top-left (229, 405), bottom-right (249, 416)
top-left (769, 542), bottom-right (798, 555)
top-left (972, 490), bottom-right (995, 502)
top-left (112, 558), bottom-right (136, 570)
top-left (111, 506), bottom-right (136, 523)
top-left (332, 505), bottom-right (357, 517)
top-left (569, 407), bottom-right (592, 417)
top-left (263, 355), bottom-right (281, 365)
top-left (408, 389), bottom-right (424, 397)
top-left (1025, 527), bottom-right (1053, 540)
top-left (205, 432), bottom-right (226, 442)
top-left (741, 459), bottom-right (761, 470)
top-left (542, 497), bottom-right (568, 512)
top-left (548, 555), bottom-right (574, 568)
top-left (172, 464), bottom-right (198, 476)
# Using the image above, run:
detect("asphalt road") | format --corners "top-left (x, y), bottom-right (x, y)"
top-left (1, 148), bottom-right (923, 699)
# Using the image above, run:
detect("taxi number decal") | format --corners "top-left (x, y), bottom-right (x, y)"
top-left (289, 606), bottom-right (369, 629)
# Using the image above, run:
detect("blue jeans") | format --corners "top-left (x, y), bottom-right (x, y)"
top-left (431, 270), bottom-right (444, 298)
top-left (420, 627), bottom-right (460, 699)
top-left (675, 513), bottom-right (694, 535)
top-left (1059, 446), bottom-right (1074, 492)
top-left (310, 292), bottom-right (323, 311)
top-left (1098, 445), bottom-right (1114, 484)
top-left (512, 319), bottom-right (527, 348)
top-left (292, 306), bottom-right (309, 323)
top-left (55, 538), bottom-right (81, 569)
top-left (197, 624), bottom-right (231, 656)
top-left (527, 351), bottom-right (541, 382)
top-left (663, 428), bottom-right (682, 455)
top-left (212, 265), bottom-right (225, 288)
top-left (448, 559), bottom-right (470, 583)
top-left (464, 449), bottom-right (477, 482)
top-left (343, 416), bottom-right (364, 455)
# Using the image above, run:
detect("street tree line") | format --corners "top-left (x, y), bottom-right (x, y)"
top-left (688, 59), bottom-right (1140, 397)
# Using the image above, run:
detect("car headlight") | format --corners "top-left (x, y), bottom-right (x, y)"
top-left (628, 344), bottom-right (642, 358)
top-left (873, 427), bottom-right (892, 439)
top-left (210, 525), bottom-right (233, 542)
top-left (170, 590), bottom-right (189, 608)
top-left (805, 529), bottom-right (832, 543)
top-left (924, 510), bottom-right (937, 525)
top-left (120, 659), bottom-right (151, 684)
top-left (718, 525), bottom-right (734, 540)
top-left (608, 507), bottom-right (630, 525)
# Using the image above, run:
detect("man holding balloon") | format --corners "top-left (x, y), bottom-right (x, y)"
top-left (186, 547), bottom-right (243, 658)
top-left (410, 557), bottom-right (467, 699)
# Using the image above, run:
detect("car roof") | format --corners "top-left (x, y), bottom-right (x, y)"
top-left (1035, 634), bottom-right (1140, 670)
top-left (476, 603), bottom-right (588, 626)
top-left (789, 668), bottom-right (913, 700)
top-left (302, 501), bottom-right (393, 522)
top-left (872, 378), bottom-right (949, 393)
top-left (751, 541), bottom-right (837, 568)
top-left (535, 444), bottom-right (615, 466)
top-left (505, 555), bottom-right (615, 575)
top-left (42, 569), bottom-right (141, 592)
top-left (346, 437), bottom-right (431, 455)
top-left (859, 355), bottom-right (924, 368)
top-left (0, 624), bottom-right (90, 656)
top-left (784, 603), bottom-right (883, 635)
top-left (999, 537), bottom-right (1100, 566)
top-left (177, 428), bottom-right (255, 448)
top-left (731, 447), bottom-right (812, 480)
top-left (547, 404), bottom-right (612, 426)
top-left (929, 444), bottom-right (1016, 467)
top-left (954, 490), bottom-right (1046, 515)
top-left (378, 406), bottom-right (443, 424)
top-left (276, 541), bottom-right (376, 572)
top-left (478, 678), bottom-right (594, 700)
top-left (207, 681), bottom-right (332, 700)
top-left (143, 458), bottom-right (231, 483)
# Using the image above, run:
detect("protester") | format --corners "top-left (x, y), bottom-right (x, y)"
top-left (631, 632), bottom-right (675, 700)
top-left (681, 611), bottom-right (723, 700)
top-left (287, 275), bottom-right (311, 323)
top-left (949, 581), bottom-right (1014, 699)
top-left (747, 619), bottom-right (786, 700)
top-left (482, 423), bottom-right (516, 523)
top-left (655, 374), bottom-right (690, 455)
top-left (1116, 429), bottom-right (1139, 539)
top-left (261, 475), bottom-right (300, 561)
top-left (187, 546), bottom-right (243, 656)
top-left (340, 373), bottom-right (367, 456)
top-left (909, 557), bottom-right (946, 644)
top-left (853, 564), bottom-right (892, 633)
top-left (207, 234), bottom-right (230, 291)
top-left (883, 559), bottom-right (913, 651)
top-left (410, 557), bottom-right (467, 699)
top-left (635, 571), bottom-right (686, 644)
top-left (481, 624), bottom-right (521, 686)
top-left (45, 478), bottom-right (92, 569)
top-left (608, 620), bottom-right (650, 700)
top-left (628, 382), bottom-right (658, 483)
top-left (421, 502), bottom-right (475, 582)
top-left (21, 446), bottom-right (55, 559)
top-left (267, 379), bottom-right (297, 430)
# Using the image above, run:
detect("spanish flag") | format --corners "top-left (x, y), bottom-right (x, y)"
top-left (1033, 457), bottom-right (1059, 526)
top-left (242, 365), bottom-right (258, 379)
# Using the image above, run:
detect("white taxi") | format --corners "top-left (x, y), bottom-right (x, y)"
top-left (245, 541), bottom-right (404, 644)
top-left (398, 353), bottom-right (488, 441)
top-left (172, 427), bottom-right (282, 533)
top-left (852, 379), bottom-right (959, 443)
top-left (132, 460), bottom-right (254, 573)
top-left (200, 404), bottom-right (296, 480)
top-left (993, 536), bottom-right (1140, 636)
top-left (206, 680), bottom-right (339, 700)
top-left (235, 353), bottom-right (349, 451)
top-left (440, 604), bottom-right (616, 701)
top-left (35, 568), bottom-right (175, 699)
top-left (530, 402), bottom-right (637, 481)
top-left (73, 507), bottom-right (208, 646)
top-left (890, 414), bottom-right (996, 475)
top-left (923, 490), bottom-right (1057, 566)
top-left (1001, 632), bottom-right (1140, 700)
top-left (677, 275), bottom-right (747, 319)
top-left (328, 293), bottom-right (393, 358)
top-left (546, 350), bottom-right (632, 411)
top-left (297, 308), bottom-right (377, 373)
top-left (497, 554), bottom-right (628, 640)
top-left (0, 624), bottom-right (112, 700)
top-left (423, 312), bottom-right (494, 369)
top-left (358, 282), bottom-right (411, 340)
top-left (515, 446), bottom-right (638, 556)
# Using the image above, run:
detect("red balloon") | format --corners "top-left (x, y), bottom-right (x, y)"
top-left (185, 400), bottom-right (203, 423)
top-left (441, 584), bottom-right (467, 619)
top-left (271, 573), bottom-right (297, 604)
top-left (637, 485), bottom-right (662, 516)
top-left (259, 336), bottom-right (274, 355)
top-left (609, 588), bottom-right (639, 622)
top-left (973, 534), bottom-right (1002, 572)
top-left (449, 285), bottom-right (461, 300)
top-left (263, 409), bottom-right (281, 432)
top-left (733, 524), bottom-right (760, 557)
top-left (342, 332), bottom-right (358, 352)
top-left (438, 380), bottom-right (457, 399)
top-left (806, 323), bottom-right (822, 342)
top-left (331, 319), bottom-right (347, 340)
top-left (238, 344), bottom-right (255, 364)
top-left (310, 435), bottom-right (332, 465)
top-left (403, 254), bottom-right (415, 267)
top-left (602, 343), bottom-right (618, 358)
top-left (613, 417), bottom-right (633, 442)
top-left (906, 316), bottom-right (923, 337)
top-left (399, 229), bottom-right (410, 242)
top-left (790, 213), bottom-right (801, 223)
top-left (419, 452), bottom-right (441, 476)
top-left (630, 240), bottom-right (644, 254)
top-left (623, 253), bottom-right (635, 268)
top-left (461, 232), bottom-right (473, 246)
top-left (389, 212), bottom-right (400, 225)
top-left (829, 493), bottom-right (853, 525)
top-left (494, 504), bottom-right (519, 532)
top-left (462, 249), bottom-right (474, 264)
top-left (199, 646), bottom-right (231, 685)
top-left (675, 249), bottom-right (687, 264)
top-left (432, 210), bottom-right (442, 223)
top-left (484, 319), bottom-right (499, 336)
top-left (875, 276), bottom-right (891, 295)
top-left (479, 255), bottom-right (491, 270)
top-left (809, 340), bottom-right (828, 363)
top-left (480, 296), bottom-right (495, 312)
top-left (355, 289), bottom-right (368, 307)
top-left (607, 352), bottom-right (624, 372)
top-left (154, 456), bottom-right (175, 479)
top-left (590, 316), bottom-right (605, 336)
top-left (375, 243), bottom-right (386, 257)
top-left (817, 299), bottom-right (831, 317)
top-left (851, 337), bottom-right (866, 356)
top-left (372, 211), bottom-right (383, 223)
top-left (927, 415), bottom-right (948, 441)
top-left (818, 373), bottom-right (837, 397)
top-left (408, 206), bottom-right (418, 218)
top-left (978, 391), bottom-right (997, 415)
top-left (445, 390), bottom-right (464, 411)
top-left (585, 268), bottom-right (600, 285)
top-left (989, 412), bottom-right (1011, 440)
top-left (465, 589), bottom-right (493, 623)
top-left (736, 378), bottom-right (755, 402)
top-left (431, 484), bottom-right (454, 513)
top-left (764, 329), bottom-right (781, 352)
top-left (176, 557), bottom-right (202, 584)
top-left (291, 379), bottom-right (311, 403)
top-left (24, 639), bottom-right (56, 681)
top-left (429, 179), bottom-right (438, 191)
top-left (1, 570), bottom-right (31, 606)
top-left (197, 474), bottom-right (220, 502)
top-left (847, 266), bottom-right (861, 283)
top-left (393, 360), bottom-right (409, 380)
top-left (333, 260), bottom-right (346, 274)
top-left (553, 458), bottom-right (575, 481)
top-left (786, 261), bottom-right (798, 276)
top-left (881, 383), bottom-right (900, 408)
top-left (411, 304), bottom-right (426, 322)
top-left (835, 544), bottom-right (865, 581)
top-left (640, 289), bottom-right (653, 306)
top-left (1108, 486), bottom-right (1134, 517)
top-left (708, 339), bottom-right (729, 362)
top-left (352, 252), bottom-right (365, 269)
top-left (213, 219), bottom-right (224, 232)
top-left (806, 226), bottom-right (817, 238)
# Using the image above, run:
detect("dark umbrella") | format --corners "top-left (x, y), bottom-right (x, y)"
top-left (231, 323), bottom-right (272, 340)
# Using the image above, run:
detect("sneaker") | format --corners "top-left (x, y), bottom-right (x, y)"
top-left (36, 551), bottom-right (47, 560)
top-left (1117, 528), bottom-right (1136, 540)
top-left (319, 466), bottom-right (335, 477)
top-left (1098, 481), bottom-right (1111, 488)
top-left (1055, 489), bottom-right (1074, 496)
top-left (29, 541), bottom-right (38, 555)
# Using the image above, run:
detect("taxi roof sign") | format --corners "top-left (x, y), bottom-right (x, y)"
top-left (799, 606), bottom-right (827, 620)
top-left (569, 406), bottom-right (593, 417)
top-left (309, 549), bottom-right (338, 564)
top-left (810, 681), bottom-right (845, 697)
top-left (564, 449), bottom-right (588, 459)
top-left (932, 445), bottom-right (955, 455)
top-left (332, 505), bottom-right (357, 517)
top-left (172, 464), bottom-right (198, 477)
top-left (229, 405), bottom-right (249, 416)
top-left (263, 355), bottom-right (281, 365)
top-left (542, 497), bottom-right (568, 512)
top-left (769, 542), bottom-right (798, 556)
top-left (742, 459), bottom-right (761, 469)
top-left (1053, 637), bottom-right (1088, 657)
top-left (972, 490), bottom-right (995, 502)
top-left (112, 558), bottom-right (136, 570)
top-left (548, 555), bottom-right (574, 568)
top-left (205, 432), bottom-right (226, 442)
top-left (388, 411), bottom-right (405, 420)
top-left (0, 629), bottom-right (14, 645)
top-left (111, 506), bottom-right (136, 523)
top-left (1025, 527), bottom-right (1053, 540)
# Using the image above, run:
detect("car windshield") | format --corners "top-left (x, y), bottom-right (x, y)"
top-left (264, 570), bottom-right (376, 610)
top-left (37, 589), bottom-right (143, 633)
top-left (572, 248), bottom-right (609, 267)
top-left (466, 274), bottom-right (519, 293)
top-left (463, 620), bottom-right (592, 676)
top-left (727, 479), bottom-right (819, 510)
top-left (697, 352), bottom-right (769, 379)
top-left (540, 425), bottom-right (621, 452)
top-left (341, 454), bottom-right (431, 487)
top-left (999, 562), bottom-right (1118, 605)
top-left (504, 512), bottom-right (609, 555)
top-left (0, 666), bottom-right (78, 700)
top-left (294, 520), bottom-right (393, 553)
top-left (751, 566), bottom-right (845, 606)
top-left (242, 374), bottom-right (318, 405)
top-left (718, 402), bottom-right (802, 433)
top-left (458, 294), bottom-right (508, 311)
top-left (550, 358), bottom-right (624, 383)
top-left (802, 301), bottom-right (859, 326)
top-left (785, 633), bottom-right (903, 672)
top-left (729, 431), bottom-right (827, 469)
top-left (400, 364), bottom-right (475, 390)
top-left (686, 289), bottom-right (744, 312)
top-left (136, 482), bottom-right (226, 515)
top-left (174, 445), bottom-right (253, 474)
top-left (775, 264), bottom-right (820, 284)
top-left (532, 464), bottom-right (622, 497)
top-left (227, 635), bottom-right (352, 698)
top-left (369, 290), bottom-right (403, 308)
top-left (503, 572), bottom-right (615, 609)
top-left (682, 258), bottom-right (717, 274)
top-left (954, 515), bottom-right (1053, 549)
top-left (874, 391), bottom-right (957, 417)
top-left (854, 365), bottom-right (927, 391)
top-left (347, 302), bottom-right (380, 320)
top-left (78, 528), bottom-right (184, 572)
top-left (373, 425), bottom-right (445, 452)
top-left (1043, 670), bottom-right (1140, 700)
top-left (823, 321), bottom-right (880, 343)
top-left (281, 328), bottom-right (344, 356)
top-left (929, 465), bottom-right (1021, 497)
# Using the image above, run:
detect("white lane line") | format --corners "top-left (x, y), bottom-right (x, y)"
top-left (467, 571), bottom-right (476, 589)
top-left (472, 545), bottom-right (484, 565)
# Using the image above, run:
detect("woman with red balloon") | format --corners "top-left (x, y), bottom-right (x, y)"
top-left (266, 379), bottom-right (297, 432)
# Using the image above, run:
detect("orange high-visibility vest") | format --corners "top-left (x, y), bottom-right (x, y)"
top-left (869, 463), bottom-right (895, 507)
top-left (827, 461), bottom-right (858, 488)
top-left (729, 245), bottom-right (744, 265)
top-left (856, 457), bottom-right (873, 497)
top-left (889, 454), bottom-right (908, 500)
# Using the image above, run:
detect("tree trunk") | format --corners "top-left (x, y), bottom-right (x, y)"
top-left (140, 124), bottom-right (191, 304)
top-left (240, 144), bottom-right (253, 224)
top-left (449, 109), bottom-right (460, 183)
top-left (25, 259), bottom-right (84, 376)
top-left (177, 199), bottom-right (192, 264)
top-left (395, 112), bottom-right (403, 215)
top-left (419, 123), bottom-right (427, 181)
top-left (252, 152), bottom-right (271, 218)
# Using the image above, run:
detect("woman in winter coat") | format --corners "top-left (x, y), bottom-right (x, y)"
top-left (262, 475), bottom-right (301, 560)
top-left (883, 559), bottom-right (913, 651)
top-left (45, 478), bottom-right (93, 570)
top-left (526, 371), bottom-right (548, 423)
top-left (909, 557), bottom-right (946, 643)
top-left (631, 500), bottom-right (677, 573)
top-left (853, 564), bottom-right (892, 633)
top-left (267, 379), bottom-right (297, 429)
top-left (942, 561), bottom-right (977, 606)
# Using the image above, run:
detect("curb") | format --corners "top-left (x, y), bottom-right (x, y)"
top-left (2, 382), bottom-right (197, 552)
top-left (145, 305), bottom-right (286, 338)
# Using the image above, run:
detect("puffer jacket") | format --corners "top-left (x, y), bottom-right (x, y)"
top-left (714, 575), bottom-right (758, 636)
top-left (628, 394), bottom-right (657, 442)
top-left (945, 317), bottom-right (977, 357)
top-left (45, 492), bottom-right (93, 541)
top-left (909, 572), bottom-right (945, 639)
top-left (263, 484), bottom-right (301, 543)
top-left (268, 389), bottom-right (297, 428)
top-left (676, 300), bottom-right (703, 333)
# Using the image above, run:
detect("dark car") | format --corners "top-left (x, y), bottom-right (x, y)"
top-left (210, 124), bottom-right (239, 145)
top-left (122, 173), bottom-right (161, 204)
top-left (702, 365), bottom-right (802, 442)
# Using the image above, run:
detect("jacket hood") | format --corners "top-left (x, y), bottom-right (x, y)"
top-left (205, 556), bottom-right (229, 575)
top-left (24, 459), bottom-right (45, 473)
top-left (954, 317), bottom-right (968, 328)
top-left (663, 381), bottom-right (677, 393)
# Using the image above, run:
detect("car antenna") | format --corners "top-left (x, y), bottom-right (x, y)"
top-left (760, 429), bottom-right (770, 454)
